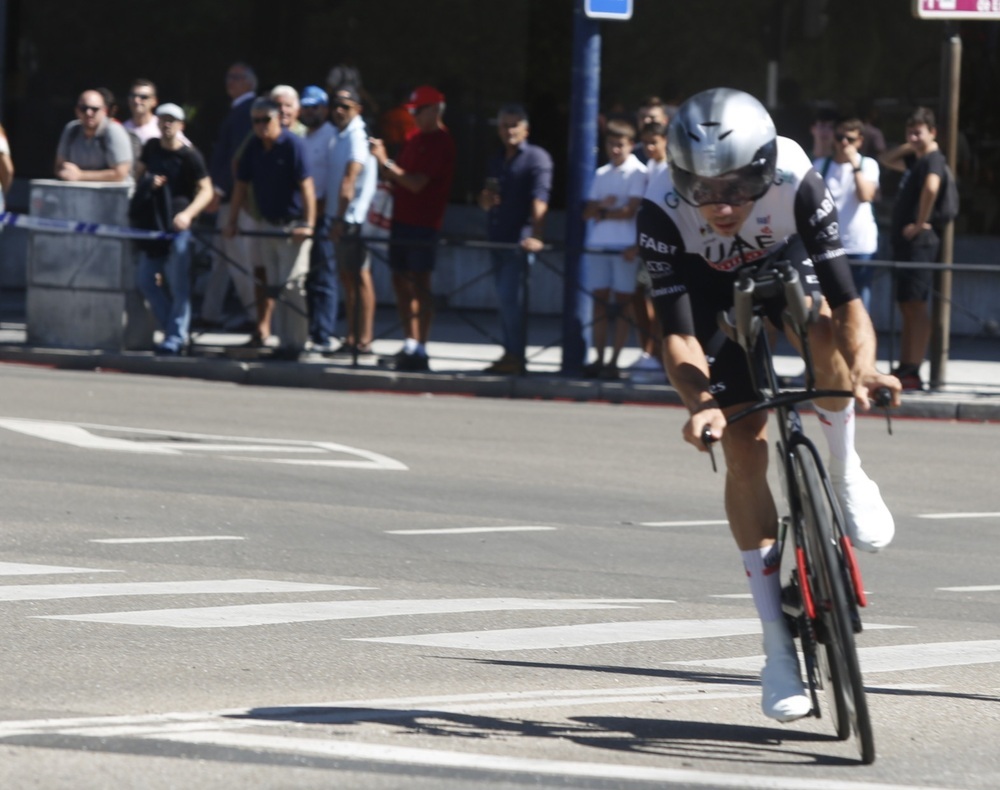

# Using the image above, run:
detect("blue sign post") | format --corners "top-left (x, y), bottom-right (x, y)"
top-left (584, 0), bottom-right (633, 20)
top-left (562, 3), bottom-right (601, 375)
top-left (563, 0), bottom-right (632, 375)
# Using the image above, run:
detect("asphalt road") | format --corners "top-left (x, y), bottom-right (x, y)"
top-left (0, 365), bottom-right (998, 789)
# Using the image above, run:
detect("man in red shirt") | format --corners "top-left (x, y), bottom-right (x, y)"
top-left (370, 85), bottom-right (456, 371)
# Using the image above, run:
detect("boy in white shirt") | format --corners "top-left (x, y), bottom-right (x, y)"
top-left (627, 122), bottom-right (669, 377)
top-left (582, 120), bottom-right (647, 379)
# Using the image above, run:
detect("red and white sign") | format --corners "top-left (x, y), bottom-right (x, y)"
top-left (913, 0), bottom-right (1000, 19)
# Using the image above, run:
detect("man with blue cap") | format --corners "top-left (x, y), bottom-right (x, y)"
top-left (299, 85), bottom-right (340, 354)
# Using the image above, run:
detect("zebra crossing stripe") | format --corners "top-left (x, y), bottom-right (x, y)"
top-left (353, 618), bottom-right (759, 651)
top-left (91, 536), bottom-right (245, 544)
top-left (938, 584), bottom-right (1000, 592)
top-left (667, 638), bottom-right (1000, 674)
top-left (0, 562), bottom-right (119, 577)
top-left (0, 579), bottom-right (368, 602)
top-left (33, 597), bottom-right (646, 629)
top-left (147, 730), bottom-right (950, 790)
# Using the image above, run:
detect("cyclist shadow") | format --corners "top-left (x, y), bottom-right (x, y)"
top-left (229, 659), bottom-right (856, 767)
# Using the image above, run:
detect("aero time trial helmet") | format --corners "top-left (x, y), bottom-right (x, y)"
top-left (667, 88), bottom-right (777, 207)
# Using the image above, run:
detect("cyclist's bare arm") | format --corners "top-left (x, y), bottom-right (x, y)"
top-left (663, 334), bottom-right (726, 449)
top-left (830, 298), bottom-right (902, 409)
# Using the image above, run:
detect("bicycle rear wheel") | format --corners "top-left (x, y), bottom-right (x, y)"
top-left (792, 443), bottom-right (876, 764)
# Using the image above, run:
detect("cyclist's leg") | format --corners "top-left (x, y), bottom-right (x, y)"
top-left (720, 409), bottom-right (811, 722)
top-left (709, 335), bottom-right (811, 722)
top-left (776, 281), bottom-right (894, 553)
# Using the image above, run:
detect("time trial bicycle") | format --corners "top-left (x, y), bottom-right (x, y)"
top-left (702, 250), bottom-right (891, 765)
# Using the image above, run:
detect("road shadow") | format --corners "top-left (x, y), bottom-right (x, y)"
top-left (229, 658), bottom-right (863, 767)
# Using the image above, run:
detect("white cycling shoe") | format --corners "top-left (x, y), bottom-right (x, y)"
top-left (760, 620), bottom-right (812, 722)
top-left (829, 459), bottom-right (895, 553)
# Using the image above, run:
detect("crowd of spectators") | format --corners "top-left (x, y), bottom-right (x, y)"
top-left (1, 68), bottom-right (953, 382)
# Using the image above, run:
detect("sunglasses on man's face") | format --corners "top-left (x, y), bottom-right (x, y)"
top-left (77, 105), bottom-right (103, 114)
top-left (251, 115), bottom-right (275, 125)
top-left (332, 102), bottom-right (355, 111)
top-left (130, 93), bottom-right (154, 101)
top-left (835, 134), bottom-right (860, 143)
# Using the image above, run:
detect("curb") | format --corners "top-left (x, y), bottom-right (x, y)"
top-left (1, 345), bottom-right (998, 422)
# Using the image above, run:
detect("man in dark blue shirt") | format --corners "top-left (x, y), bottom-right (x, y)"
top-left (202, 62), bottom-right (258, 329)
top-left (478, 104), bottom-right (553, 374)
top-left (225, 98), bottom-right (316, 357)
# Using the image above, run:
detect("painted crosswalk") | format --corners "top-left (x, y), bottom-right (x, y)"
top-left (0, 579), bottom-right (367, 602)
top-left (33, 597), bottom-right (651, 628)
top-left (668, 639), bottom-right (1000, 675)
top-left (4, 565), bottom-right (1000, 681)
top-left (0, 561), bottom-right (120, 576)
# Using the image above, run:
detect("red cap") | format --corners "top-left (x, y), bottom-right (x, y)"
top-left (404, 85), bottom-right (445, 109)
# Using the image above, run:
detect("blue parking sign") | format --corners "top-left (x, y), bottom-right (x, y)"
top-left (584, 0), bottom-right (633, 21)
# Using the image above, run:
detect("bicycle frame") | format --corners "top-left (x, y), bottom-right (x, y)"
top-left (711, 255), bottom-right (876, 761)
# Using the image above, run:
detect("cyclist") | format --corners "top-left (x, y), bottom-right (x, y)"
top-left (637, 88), bottom-right (900, 722)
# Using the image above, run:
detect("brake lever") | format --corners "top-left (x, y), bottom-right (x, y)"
top-left (701, 426), bottom-right (718, 473)
top-left (873, 387), bottom-right (893, 436)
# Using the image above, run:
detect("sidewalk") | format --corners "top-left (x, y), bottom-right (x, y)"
top-left (2, 300), bottom-right (1000, 422)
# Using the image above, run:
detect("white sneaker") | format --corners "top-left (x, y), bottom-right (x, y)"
top-left (829, 462), bottom-right (895, 553)
top-left (760, 620), bottom-right (812, 722)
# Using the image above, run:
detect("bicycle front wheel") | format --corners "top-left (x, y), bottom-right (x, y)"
top-left (792, 443), bottom-right (876, 765)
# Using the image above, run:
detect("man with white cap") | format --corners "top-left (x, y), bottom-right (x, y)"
top-left (131, 103), bottom-right (213, 355)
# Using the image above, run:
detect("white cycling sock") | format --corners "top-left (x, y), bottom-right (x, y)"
top-left (742, 544), bottom-right (783, 622)
top-left (403, 338), bottom-right (419, 354)
top-left (815, 401), bottom-right (859, 470)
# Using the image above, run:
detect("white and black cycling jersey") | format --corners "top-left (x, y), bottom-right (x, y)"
top-left (636, 136), bottom-right (857, 337)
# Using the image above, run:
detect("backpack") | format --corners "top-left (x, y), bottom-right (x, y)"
top-left (932, 162), bottom-right (960, 226)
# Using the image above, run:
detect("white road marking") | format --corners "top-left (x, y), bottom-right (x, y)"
top-left (0, 579), bottom-right (366, 602)
top-left (0, 686), bottom-right (751, 739)
top-left (148, 730), bottom-right (950, 790)
top-left (385, 526), bottom-right (557, 535)
top-left (0, 682), bottom-right (943, 738)
top-left (0, 418), bottom-right (407, 470)
top-left (917, 512), bottom-right (1000, 519)
top-left (353, 618), bottom-right (762, 651)
top-left (90, 536), bottom-right (245, 544)
top-left (668, 637), bottom-right (999, 675)
top-left (938, 585), bottom-right (1000, 592)
top-left (0, 562), bottom-right (119, 577)
top-left (710, 593), bottom-right (753, 599)
top-left (640, 519), bottom-right (728, 527)
top-left (34, 597), bottom-right (645, 629)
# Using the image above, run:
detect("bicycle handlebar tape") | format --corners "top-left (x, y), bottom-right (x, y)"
top-left (780, 266), bottom-right (811, 331)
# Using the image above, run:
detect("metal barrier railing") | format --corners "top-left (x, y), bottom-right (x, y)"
top-left (8, 207), bottom-right (998, 382)
top-left (198, 226), bottom-right (1000, 379)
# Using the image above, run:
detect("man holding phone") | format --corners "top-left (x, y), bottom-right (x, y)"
top-left (478, 103), bottom-right (553, 375)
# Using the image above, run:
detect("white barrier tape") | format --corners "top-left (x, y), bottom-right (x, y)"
top-left (0, 211), bottom-right (175, 241)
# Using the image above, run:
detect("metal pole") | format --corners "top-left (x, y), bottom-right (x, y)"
top-left (519, 250), bottom-right (533, 375)
top-left (562, 1), bottom-right (600, 376)
top-left (930, 28), bottom-right (961, 389)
